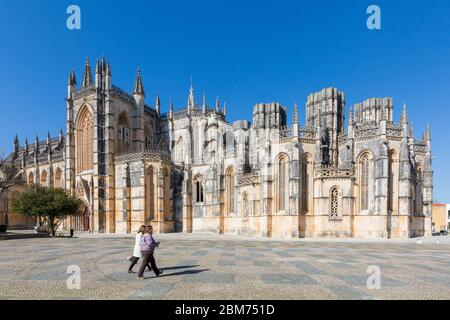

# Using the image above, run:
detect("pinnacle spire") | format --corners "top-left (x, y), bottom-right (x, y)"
top-left (133, 67), bottom-right (145, 96)
top-left (223, 102), bottom-right (227, 116)
top-left (188, 81), bottom-right (194, 110)
top-left (293, 103), bottom-right (298, 124)
top-left (215, 96), bottom-right (220, 112)
top-left (348, 106), bottom-right (354, 125)
top-left (409, 122), bottom-right (414, 138)
top-left (401, 103), bottom-right (408, 125)
top-left (155, 93), bottom-right (161, 115)
top-left (82, 57), bottom-right (93, 87)
top-left (425, 124), bottom-right (431, 141)
top-left (68, 69), bottom-right (77, 86)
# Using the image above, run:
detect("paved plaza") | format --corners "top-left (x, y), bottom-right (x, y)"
top-left (0, 234), bottom-right (449, 300)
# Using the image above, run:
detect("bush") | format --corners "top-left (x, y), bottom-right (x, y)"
top-left (0, 225), bottom-right (7, 233)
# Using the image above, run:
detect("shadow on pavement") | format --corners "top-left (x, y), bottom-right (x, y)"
top-left (155, 269), bottom-right (210, 278)
top-left (160, 265), bottom-right (200, 271)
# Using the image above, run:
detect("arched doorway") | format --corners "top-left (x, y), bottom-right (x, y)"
top-left (74, 200), bottom-right (90, 232)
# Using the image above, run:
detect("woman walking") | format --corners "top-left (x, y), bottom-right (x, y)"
top-left (128, 225), bottom-right (152, 273)
top-left (137, 225), bottom-right (163, 279)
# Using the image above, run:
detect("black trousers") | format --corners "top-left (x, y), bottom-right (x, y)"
top-left (128, 256), bottom-right (152, 272)
top-left (137, 251), bottom-right (160, 278)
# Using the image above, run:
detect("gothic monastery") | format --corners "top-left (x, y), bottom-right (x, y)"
top-left (1, 57), bottom-right (434, 238)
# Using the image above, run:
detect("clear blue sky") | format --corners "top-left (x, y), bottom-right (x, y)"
top-left (0, 0), bottom-right (449, 202)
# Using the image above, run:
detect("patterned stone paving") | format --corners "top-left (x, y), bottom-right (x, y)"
top-left (0, 234), bottom-right (449, 300)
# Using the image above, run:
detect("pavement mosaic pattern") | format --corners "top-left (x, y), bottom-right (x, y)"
top-left (0, 234), bottom-right (449, 300)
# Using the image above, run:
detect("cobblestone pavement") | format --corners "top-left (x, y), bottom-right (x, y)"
top-left (1, 234), bottom-right (449, 300)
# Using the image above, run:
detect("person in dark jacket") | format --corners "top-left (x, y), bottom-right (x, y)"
top-left (128, 225), bottom-right (152, 273)
top-left (137, 225), bottom-right (163, 279)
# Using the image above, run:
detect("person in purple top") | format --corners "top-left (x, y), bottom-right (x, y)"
top-left (137, 225), bottom-right (163, 279)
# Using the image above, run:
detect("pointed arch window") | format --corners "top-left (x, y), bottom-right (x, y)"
top-left (194, 176), bottom-right (204, 204)
top-left (225, 167), bottom-right (235, 215)
top-left (388, 151), bottom-right (398, 213)
top-left (76, 106), bottom-right (94, 173)
top-left (117, 112), bottom-right (131, 153)
top-left (28, 172), bottom-right (34, 184)
top-left (360, 154), bottom-right (370, 211)
top-left (301, 154), bottom-right (312, 213)
top-left (277, 155), bottom-right (289, 212)
top-left (40, 170), bottom-right (48, 186)
top-left (54, 168), bottom-right (62, 189)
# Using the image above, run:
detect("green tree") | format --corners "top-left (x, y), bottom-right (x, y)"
top-left (12, 184), bottom-right (80, 236)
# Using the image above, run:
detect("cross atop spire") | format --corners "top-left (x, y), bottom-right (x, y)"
top-left (133, 67), bottom-right (145, 96)
top-left (82, 57), bottom-right (93, 87)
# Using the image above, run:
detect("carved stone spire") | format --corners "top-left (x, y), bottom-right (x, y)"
top-left (348, 106), bottom-right (354, 126)
top-left (425, 124), bottom-right (431, 141)
top-left (82, 57), bottom-right (93, 87)
top-left (223, 102), bottom-right (227, 116)
top-left (401, 103), bottom-right (408, 125)
top-left (215, 96), bottom-right (220, 113)
top-left (293, 103), bottom-right (298, 124)
top-left (202, 93), bottom-right (206, 114)
top-left (68, 69), bottom-right (77, 86)
top-left (155, 93), bottom-right (161, 116)
top-left (188, 82), bottom-right (195, 110)
top-left (13, 135), bottom-right (19, 154)
top-left (169, 97), bottom-right (174, 119)
top-left (409, 122), bottom-right (414, 138)
top-left (133, 67), bottom-right (145, 96)
top-left (59, 128), bottom-right (64, 145)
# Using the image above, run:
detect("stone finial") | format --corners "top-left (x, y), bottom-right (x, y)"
top-left (348, 106), bottom-right (354, 125)
top-left (59, 128), bottom-right (64, 144)
top-left (425, 124), bottom-right (431, 141)
top-left (133, 67), bottom-right (145, 96)
top-left (169, 97), bottom-right (173, 119)
top-left (202, 93), bottom-right (206, 114)
top-left (401, 103), bottom-right (408, 125)
top-left (409, 122), bottom-right (414, 138)
top-left (95, 59), bottom-right (101, 75)
top-left (13, 134), bottom-right (19, 153)
top-left (82, 57), bottom-right (93, 87)
top-left (106, 63), bottom-right (111, 76)
top-left (25, 138), bottom-right (29, 151)
top-left (68, 69), bottom-right (77, 86)
top-left (293, 103), bottom-right (298, 124)
top-left (223, 102), bottom-right (227, 116)
top-left (35, 134), bottom-right (39, 147)
top-left (188, 82), bottom-right (194, 110)
top-left (155, 93), bottom-right (161, 115)
top-left (215, 96), bottom-right (220, 113)
top-left (100, 56), bottom-right (107, 73)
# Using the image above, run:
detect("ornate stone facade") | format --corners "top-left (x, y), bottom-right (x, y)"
top-left (3, 57), bottom-right (433, 238)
